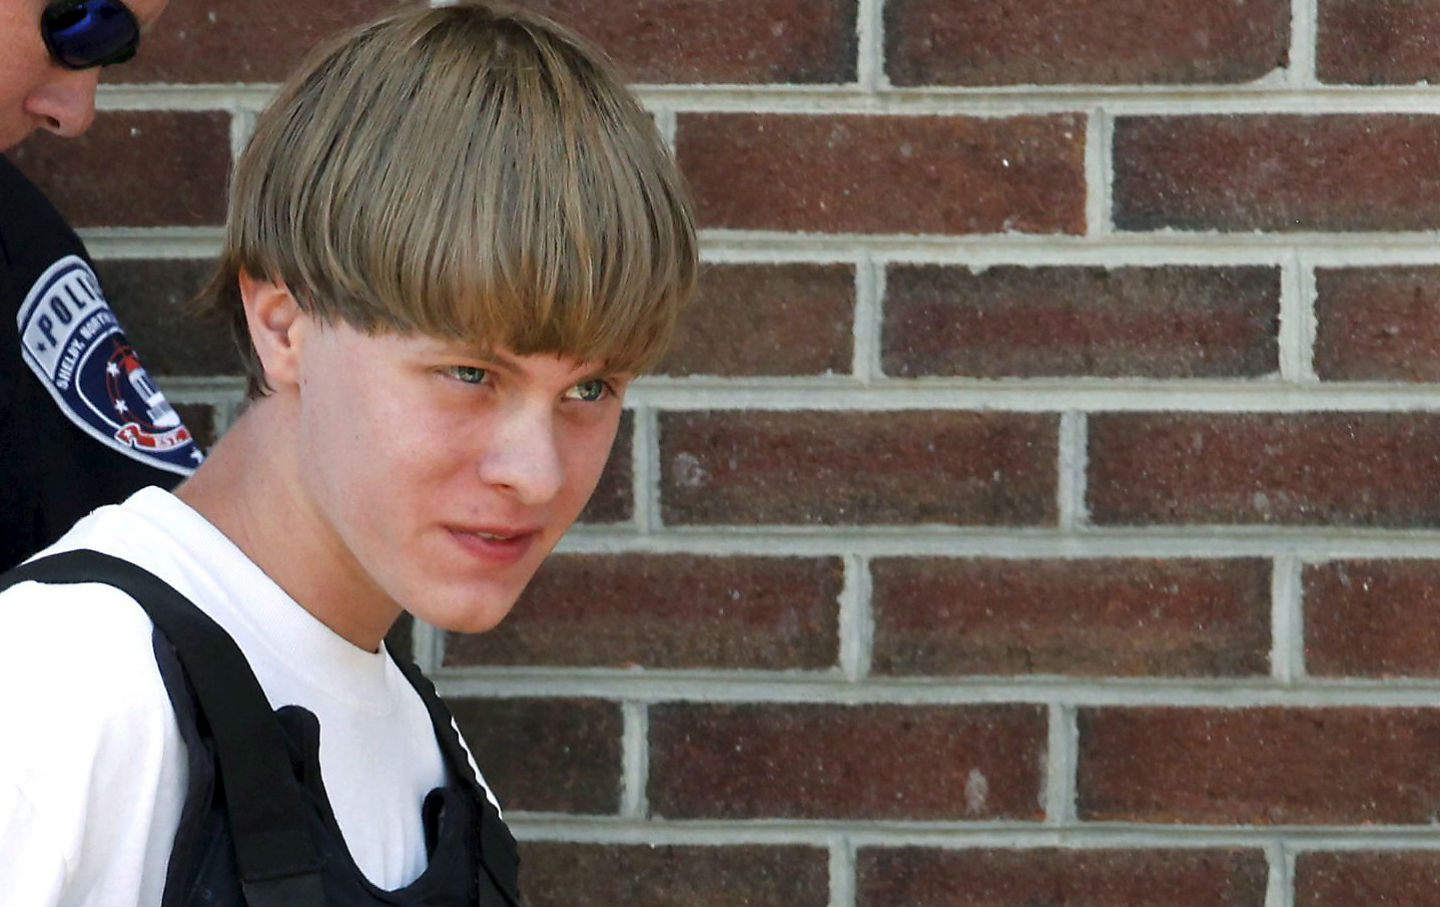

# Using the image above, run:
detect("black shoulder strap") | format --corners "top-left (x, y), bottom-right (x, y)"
top-left (390, 655), bottom-right (521, 906)
top-left (3, 550), bottom-right (326, 907)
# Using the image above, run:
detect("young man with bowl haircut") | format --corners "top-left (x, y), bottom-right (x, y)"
top-left (0, 3), bottom-right (696, 904)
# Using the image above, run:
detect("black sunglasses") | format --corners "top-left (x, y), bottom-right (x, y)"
top-left (41, 0), bottom-right (141, 70)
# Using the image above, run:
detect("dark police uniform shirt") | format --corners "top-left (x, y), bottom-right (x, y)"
top-left (0, 155), bottom-right (201, 571)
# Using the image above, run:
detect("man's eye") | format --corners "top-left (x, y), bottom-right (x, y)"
top-left (448, 366), bottom-right (488, 384)
top-left (564, 379), bottom-right (608, 402)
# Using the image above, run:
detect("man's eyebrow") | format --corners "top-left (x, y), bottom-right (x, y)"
top-left (447, 344), bottom-right (623, 381)
top-left (477, 348), bottom-right (521, 371)
top-left (447, 345), bottom-right (521, 371)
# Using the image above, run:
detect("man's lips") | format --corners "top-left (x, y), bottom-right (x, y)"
top-left (446, 524), bottom-right (540, 564)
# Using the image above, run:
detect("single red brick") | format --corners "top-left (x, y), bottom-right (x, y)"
top-left (447, 697), bottom-right (621, 814)
top-left (648, 703), bottom-right (1047, 820)
top-left (115, 0), bottom-right (420, 83)
top-left (857, 847), bottom-right (1269, 907)
top-left (1314, 267), bottom-right (1440, 381)
top-left (522, 0), bottom-right (857, 84)
top-left (1088, 413), bottom-right (1440, 527)
top-left (1113, 115), bottom-right (1440, 232)
top-left (10, 112), bottom-right (229, 228)
top-left (871, 558), bottom-right (1271, 677)
top-left (1303, 560), bottom-right (1440, 677)
top-left (677, 113), bottom-right (1086, 235)
top-left (92, 259), bottom-right (239, 377)
top-left (1318, 0), bottom-right (1440, 85)
top-left (883, 265), bottom-right (1279, 378)
top-left (658, 264), bottom-right (855, 377)
top-left (1296, 851), bottom-right (1440, 907)
top-left (660, 410), bottom-right (1059, 526)
top-left (1078, 707), bottom-right (1440, 824)
top-left (885, 0), bottom-right (1287, 86)
top-left (577, 412), bottom-right (632, 524)
top-left (519, 842), bottom-right (830, 907)
top-left (446, 554), bottom-right (842, 669)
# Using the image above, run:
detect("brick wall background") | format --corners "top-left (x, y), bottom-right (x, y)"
top-left (20, 0), bottom-right (1440, 904)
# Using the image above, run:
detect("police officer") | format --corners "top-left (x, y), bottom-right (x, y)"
top-left (1, 0), bottom-right (199, 571)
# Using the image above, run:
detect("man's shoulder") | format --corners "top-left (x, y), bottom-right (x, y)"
top-left (0, 557), bottom-right (187, 907)
top-left (0, 156), bottom-right (80, 276)
top-left (0, 156), bottom-right (64, 219)
top-left (0, 570), bottom-right (177, 771)
top-left (0, 571), bottom-right (163, 674)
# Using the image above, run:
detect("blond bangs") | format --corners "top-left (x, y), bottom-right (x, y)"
top-left (216, 2), bottom-right (695, 391)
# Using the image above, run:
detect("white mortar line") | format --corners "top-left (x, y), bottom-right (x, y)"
top-left (1296, 253), bottom-right (1320, 381)
top-left (503, 815), bottom-right (1440, 848)
top-left (855, 0), bottom-right (883, 93)
top-left (80, 228), bottom-right (224, 258)
top-left (838, 556), bottom-right (872, 682)
top-left (550, 525), bottom-right (1440, 560)
top-left (433, 671), bottom-right (1440, 708)
top-left (620, 379), bottom-right (1440, 412)
top-left (412, 620), bottom-right (444, 674)
top-left (1278, 251), bottom-right (1312, 382)
top-left (1086, 108), bottom-right (1112, 237)
top-left (854, 254), bottom-right (883, 382)
top-left (1267, 840), bottom-right (1295, 907)
top-left (699, 234), bottom-right (1440, 264)
top-left (161, 371), bottom-right (1440, 415)
top-left (99, 81), bottom-right (1440, 115)
top-left (620, 702), bottom-right (650, 819)
top-left (1271, 557), bottom-right (1305, 685)
top-left (646, 84), bottom-right (1440, 116)
top-left (154, 376), bottom-right (246, 402)
top-left (830, 836), bottom-right (856, 907)
top-left (228, 107), bottom-right (253, 168)
top-left (156, 371), bottom-right (1440, 413)
top-left (1057, 412), bottom-right (1088, 530)
top-left (651, 107), bottom-right (678, 153)
top-left (99, 85), bottom-right (278, 109)
top-left (1045, 704), bottom-right (1078, 825)
top-left (79, 226), bottom-right (1440, 264)
top-left (1290, 0), bottom-right (1319, 87)
top-left (632, 404), bottom-right (658, 533)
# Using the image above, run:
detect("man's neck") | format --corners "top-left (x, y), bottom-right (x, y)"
top-left (174, 399), bottom-right (401, 652)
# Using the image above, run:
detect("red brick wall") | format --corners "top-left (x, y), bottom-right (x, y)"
top-left (21, 0), bottom-right (1440, 904)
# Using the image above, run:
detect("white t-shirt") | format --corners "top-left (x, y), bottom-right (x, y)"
top-left (0, 486), bottom-right (496, 906)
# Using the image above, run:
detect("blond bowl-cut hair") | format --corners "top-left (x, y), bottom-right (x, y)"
top-left (199, 0), bottom-right (697, 398)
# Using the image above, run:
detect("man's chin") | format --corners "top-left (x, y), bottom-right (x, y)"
top-left (409, 590), bottom-right (522, 636)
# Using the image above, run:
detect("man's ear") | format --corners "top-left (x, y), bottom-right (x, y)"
top-left (239, 270), bottom-right (306, 391)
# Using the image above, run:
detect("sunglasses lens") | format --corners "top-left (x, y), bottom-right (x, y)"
top-left (43, 0), bottom-right (139, 69)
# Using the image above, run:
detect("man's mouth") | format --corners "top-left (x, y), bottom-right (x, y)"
top-left (446, 525), bottom-right (540, 564)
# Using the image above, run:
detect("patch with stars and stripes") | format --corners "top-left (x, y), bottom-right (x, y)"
top-left (17, 255), bottom-right (202, 475)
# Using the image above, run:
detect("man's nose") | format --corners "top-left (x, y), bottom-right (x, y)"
top-left (24, 67), bottom-right (101, 138)
top-left (477, 407), bottom-right (566, 506)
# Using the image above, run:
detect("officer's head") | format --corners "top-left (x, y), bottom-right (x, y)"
top-left (0, 0), bottom-right (167, 150)
top-left (200, 0), bottom-right (697, 400)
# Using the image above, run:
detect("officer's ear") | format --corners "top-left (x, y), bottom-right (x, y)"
top-left (238, 270), bottom-right (306, 392)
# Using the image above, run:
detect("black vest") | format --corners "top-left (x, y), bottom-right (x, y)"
top-left (1, 549), bottom-right (520, 907)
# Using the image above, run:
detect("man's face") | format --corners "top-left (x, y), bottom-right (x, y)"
top-left (289, 319), bottom-right (629, 638)
top-left (0, 0), bottom-right (168, 152)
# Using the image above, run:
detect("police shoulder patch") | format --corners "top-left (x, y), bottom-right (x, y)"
top-left (17, 255), bottom-right (203, 475)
